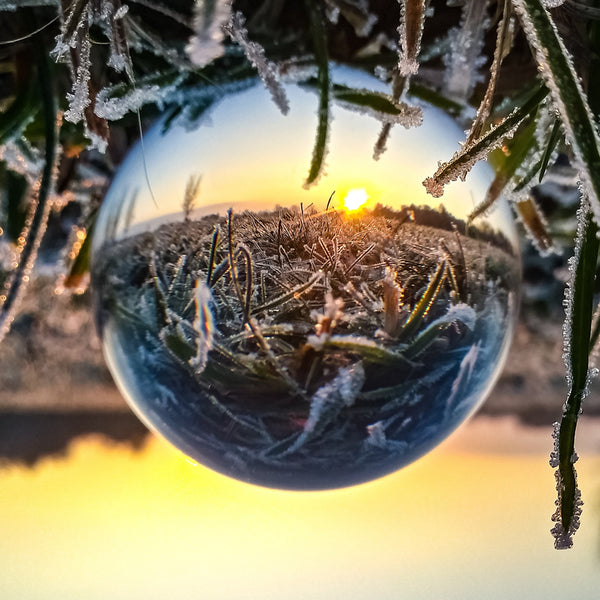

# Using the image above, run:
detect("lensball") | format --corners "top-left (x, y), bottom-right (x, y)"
top-left (92, 67), bottom-right (520, 490)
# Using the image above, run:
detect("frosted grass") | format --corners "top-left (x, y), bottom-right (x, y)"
top-left (511, 0), bottom-right (600, 229)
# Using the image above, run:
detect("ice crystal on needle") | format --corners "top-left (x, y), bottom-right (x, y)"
top-left (398, 0), bottom-right (428, 77)
top-left (224, 11), bottom-right (289, 115)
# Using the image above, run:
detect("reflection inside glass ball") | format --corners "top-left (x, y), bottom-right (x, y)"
top-left (92, 68), bottom-right (520, 490)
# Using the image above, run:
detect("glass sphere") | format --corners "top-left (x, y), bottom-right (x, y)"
top-left (92, 67), bottom-right (520, 490)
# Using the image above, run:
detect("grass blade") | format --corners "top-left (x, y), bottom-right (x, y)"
top-left (423, 84), bottom-right (547, 198)
top-left (305, 0), bottom-right (330, 187)
top-left (466, 0), bottom-right (514, 144)
top-left (398, 0), bottom-right (427, 76)
top-left (551, 205), bottom-right (599, 549)
top-left (397, 259), bottom-right (447, 341)
top-left (514, 195), bottom-right (555, 255)
top-left (468, 111), bottom-right (537, 221)
top-left (538, 117), bottom-right (562, 182)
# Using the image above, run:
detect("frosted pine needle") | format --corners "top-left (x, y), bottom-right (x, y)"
top-left (224, 11), bottom-right (289, 115)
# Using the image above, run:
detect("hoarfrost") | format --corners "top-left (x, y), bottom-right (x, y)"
top-left (114, 4), bottom-right (129, 20)
top-left (337, 96), bottom-right (422, 128)
top-left (444, 341), bottom-right (480, 417)
top-left (191, 280), bottom-right (215, 375)
top-left (543, 0), bottom-right (565, 7)
top-left (94, 85), bottom-right (164, 120)
top-left (550, 202), bottom-right (599, 548)
top-left (465, 0), bottom-right (515, 143)
top-left (102, 1), bottom-right (134, 78)
top-left (224, 11), bottom-right (289, 115)
top-left (64, 35), bottom-right (92, 124)
top-left (436, 302), bottom-right (476, 331)
top-left (51, 1), bottom-right (89, 62)
top-left (423, 114), bottom-right (521, 197)
top-left (283, 362), bottom-right (366, 455)
top-left (551, 468), bottom-right (583, 549)
top-left (549, 421), bottom-right (560, 468)
top-left (364, 421), bottom-right (409, 452)
top-left (84, 128), bottom-right (108, 154)
top-left (562, 202), bottom-right (590, 391)
top-left (443, 0), bottom-right (490, 102)
top-left (511, 0), bottom-right (600, 229)
top-left (186, 0), bottom-right (231, 68)
top-left (397, 0), bottom-right (428, 77)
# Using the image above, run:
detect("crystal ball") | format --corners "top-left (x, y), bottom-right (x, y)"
top-left (92, 67), bottom-right (520, 490)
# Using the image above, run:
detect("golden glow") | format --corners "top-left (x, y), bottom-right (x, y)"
top-left (343, 188), bottom-right (369, 212)
top-left (3, 419), bottom-right (600, 599)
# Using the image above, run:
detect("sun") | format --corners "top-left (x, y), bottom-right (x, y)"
top-left (343, 188), bottom-right (369, 212)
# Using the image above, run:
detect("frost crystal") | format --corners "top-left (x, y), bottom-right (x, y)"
top-left (94, 85), bottom-right (164, 120)
top-left (549, 421), bottom-right (560, 468)
top-left (397, 0), bottom-right (428, 77)
top-left (542, 0), bottom-right (565, 7)
top-left (443, 0), bottom-right (490, 102)
top-left (284, 362), bottom-right (366, 455)
top-left (337, 95), bottom-right (423, 128)
top-left (423, 113), bottom-right (521, 198)
top-left (445, 341), bottom-right (480, 416)
top-left (364, 421), bottom-right (409, 452)
top-left (186, 0), bottom-right (232, 68)
top-left (511, 0), bottom-right (600, 229)
top-left (64, 34), bottom-right (92, 124)
top-left (551, 468), bottom-right (583, 550)
top-left (562, 202), bottom-right (590, 391)
top-left (96, 0), bottom-right (133, 78)
top-left (224, 11), bottom-right (289, 115)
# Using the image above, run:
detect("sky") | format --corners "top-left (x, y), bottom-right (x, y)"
top-left (3, 416), bottom-right (600, 600)
top-left (94, 68), bottom-right (517, 249)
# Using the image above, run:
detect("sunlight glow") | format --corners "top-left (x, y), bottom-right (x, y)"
top-left (343, 188), bottom-right (369, 212)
